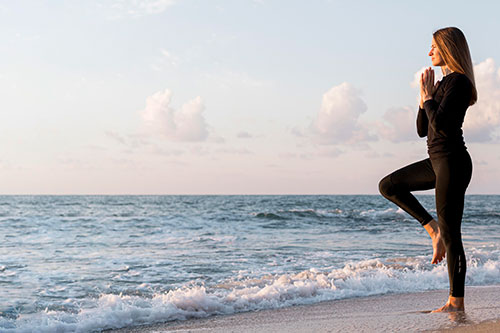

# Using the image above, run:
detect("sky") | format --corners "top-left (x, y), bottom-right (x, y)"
top-left (1, 0), bottom-right (500, 194)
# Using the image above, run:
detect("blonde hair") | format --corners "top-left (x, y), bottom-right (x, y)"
top-left (433, 27), bottom-right (477, 105)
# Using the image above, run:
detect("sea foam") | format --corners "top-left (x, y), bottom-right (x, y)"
top-left (2, 247), bottom-right (498, 333)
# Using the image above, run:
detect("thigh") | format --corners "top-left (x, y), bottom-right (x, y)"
top-left (433, 152), bottom-right (472, 229)
top-left (389, 158), bottom-right (436, 192)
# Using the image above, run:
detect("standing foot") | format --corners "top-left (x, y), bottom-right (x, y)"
top-left (432, 296), bottom-right (465, 312)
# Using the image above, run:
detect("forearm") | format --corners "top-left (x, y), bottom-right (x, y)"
top-left (423, 99), bottom-right (447, 133)
top-left (416, 107), bottom-right (428, 137)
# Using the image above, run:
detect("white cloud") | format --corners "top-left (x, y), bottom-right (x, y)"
top-left (309, 82), bottom-right (374, 145)
top-left (376, 106), bottom-right (418, 142)
top-left (140, 89), bottom-right (209, 142)
top-left (464, 58), bottom-right (500, 142)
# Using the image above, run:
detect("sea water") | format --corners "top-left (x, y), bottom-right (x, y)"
top-left (0, 195), bottom-right (498, 332)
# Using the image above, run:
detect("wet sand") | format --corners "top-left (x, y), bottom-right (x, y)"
top-left (109, 284), bottom-right (500, 332)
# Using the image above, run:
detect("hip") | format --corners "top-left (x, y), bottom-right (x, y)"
top-left (430, 149), bottom-right (473, 188)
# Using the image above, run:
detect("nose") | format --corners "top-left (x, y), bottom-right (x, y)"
top-left (428, 49), bottom-right (433, 57)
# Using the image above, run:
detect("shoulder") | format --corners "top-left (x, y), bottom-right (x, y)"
top-left (443, 72), bottom-right (472, 89)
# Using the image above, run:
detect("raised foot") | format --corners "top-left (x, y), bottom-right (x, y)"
top-left (424, 220), bottom-right (446, 265)
top-left (431, 234), bottom-right (446, 264)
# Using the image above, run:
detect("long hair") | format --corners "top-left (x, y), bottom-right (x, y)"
top-left (433, 27), bottom-right (477, 105)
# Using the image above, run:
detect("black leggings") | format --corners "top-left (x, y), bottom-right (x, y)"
top-left (378, 150), bottom-right (473, 297)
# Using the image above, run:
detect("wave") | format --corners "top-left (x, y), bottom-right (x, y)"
top-left (251, 208), bottom-right (344, 220)
top-left (2, 247), bottom-right (499, 332)
top-left (253, 212), bottom-right (287, 220)
top-left (251, 207), bottom-right (417, 221)
top-left (359, 207), bottom-right (407, 218)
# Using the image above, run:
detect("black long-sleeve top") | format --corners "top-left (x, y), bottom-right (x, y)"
top-left (416, 72), bottom-right (473, 159)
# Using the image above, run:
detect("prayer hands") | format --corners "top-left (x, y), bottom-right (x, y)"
top-left (420, 67), bottom-right (440, 107)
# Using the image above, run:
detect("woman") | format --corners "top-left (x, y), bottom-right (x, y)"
top-left (378, 27), bottom-right (477, 312)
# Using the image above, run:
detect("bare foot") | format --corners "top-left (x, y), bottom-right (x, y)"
top-left (431, 234), bottom-right (446, 264)
top-left (423, 219), bottom-right (446, 264)
top-left (432, 296), bottom-right (465, 312)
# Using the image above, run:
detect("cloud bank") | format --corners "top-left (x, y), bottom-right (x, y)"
top-left (376, 106), bottom-right (417, 143)
top-left (309, 82), bottom-right (373, 145)
top-left (140, 89), bottom-right (209, 142)
top-left (464, 58), bottom-right (500, 141)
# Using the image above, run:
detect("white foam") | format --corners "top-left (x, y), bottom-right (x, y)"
top-left (2, 247), bottom-right (499, 332)
top-left (359, 207), bottom-right (405, 218)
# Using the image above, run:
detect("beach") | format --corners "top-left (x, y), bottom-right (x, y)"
top-left (111, 284), bottom-right (500, 332)
top-left (3, 0), bottom-right (500, 331)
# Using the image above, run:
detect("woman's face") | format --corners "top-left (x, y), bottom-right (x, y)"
top-left (429, 37), bottom-right (445, 66)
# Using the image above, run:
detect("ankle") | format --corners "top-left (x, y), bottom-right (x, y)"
top-left (424, 219), bottom-right (440, 238)
top-left (448, 296), bottom-right (464, 307)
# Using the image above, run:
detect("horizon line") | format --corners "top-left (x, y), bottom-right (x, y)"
top-left (0, 193), bottom-right (497, 196)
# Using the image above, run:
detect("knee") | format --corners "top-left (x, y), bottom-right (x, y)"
top-left (438, 226), bottom-right (462, 249)
top-left (378, 175), bottom-right (394, 198)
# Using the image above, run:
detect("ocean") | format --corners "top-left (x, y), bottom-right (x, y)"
top-left (0, 195), bottom-right (498, 332)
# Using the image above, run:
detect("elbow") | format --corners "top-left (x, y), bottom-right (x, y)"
top-left (416, 126), bottom-right (427, 138)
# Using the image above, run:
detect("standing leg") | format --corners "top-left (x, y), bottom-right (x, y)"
top-left (431, 151), bottom-right (473, 312)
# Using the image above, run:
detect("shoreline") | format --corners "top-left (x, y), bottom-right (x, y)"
top-left (109, 284), bottom-right (500, 332)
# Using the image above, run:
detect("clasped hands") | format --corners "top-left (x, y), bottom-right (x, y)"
top-left (420, 67), bottom-right (440, 107)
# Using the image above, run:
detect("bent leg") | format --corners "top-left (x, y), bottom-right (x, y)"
top-left (379, 158), bottom-right (436, 226)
